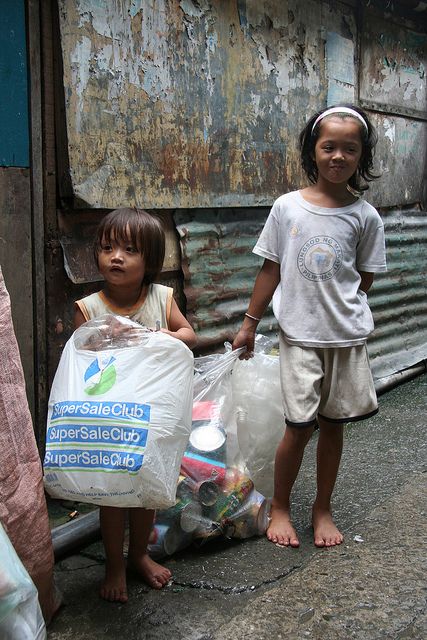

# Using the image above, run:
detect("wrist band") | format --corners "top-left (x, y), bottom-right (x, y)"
top-left (245, 312), bottom-right (261, 322)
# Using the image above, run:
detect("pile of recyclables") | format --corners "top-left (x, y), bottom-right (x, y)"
top-left (148, 336), bottom-right (284, 558)
top-left (148, 400), bottom-right (271, 557)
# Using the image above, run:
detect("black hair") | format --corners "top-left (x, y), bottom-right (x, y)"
top-left (299, 104), bottom-right (379, 192)
top-left (94, 208), bottom-right (165, 285)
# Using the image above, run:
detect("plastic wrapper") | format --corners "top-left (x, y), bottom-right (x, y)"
top-left (0, 522), bottom-right (47, 640)
top-left (148, 345), bottom-right (272, 558)
top-left (43, 314), bottom-right (194, 509)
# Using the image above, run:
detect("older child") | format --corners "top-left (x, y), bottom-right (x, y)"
top-left (233, 105), bottom-right (386, 548)
top-left (75, 208), bottom-right (196, 602)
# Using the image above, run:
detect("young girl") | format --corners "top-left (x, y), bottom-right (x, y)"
top-left (75, 207), bottom-right (197, 602)
top-left (233, 105), bottom-right (387, 549)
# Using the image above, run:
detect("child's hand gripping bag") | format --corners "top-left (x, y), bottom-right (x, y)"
top-left (43, 315), bottom-right (194, 509)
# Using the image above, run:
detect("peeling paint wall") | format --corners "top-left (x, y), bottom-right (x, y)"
top-left (360, 14), bottom-right (426, 118)
top-left (58, 0), bottom-right (360, 208)
top-left (57, 0), bottom-right (426, 211)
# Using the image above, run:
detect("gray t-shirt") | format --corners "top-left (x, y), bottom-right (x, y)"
top-left (254, 190), bottom-right (387, 347)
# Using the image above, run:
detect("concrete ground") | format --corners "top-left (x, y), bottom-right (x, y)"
top-left (48, 374), bottom-right (427, 640)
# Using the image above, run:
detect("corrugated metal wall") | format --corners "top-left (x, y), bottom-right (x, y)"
top-left (46, 0), bottom-right (427, 392)
top-left (368, 207), bottom-right (427, 380)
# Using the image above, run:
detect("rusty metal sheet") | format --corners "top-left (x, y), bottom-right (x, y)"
top-left (367, 113), bottom-right (427, 209)
top-left (57, 0), bottom-right (357, 209)
top-left (177, 207), bottom-right (427, 376)
top-left (369, 207), bottom-right (427, 380)
top-left (360, 10), bottom-right (427, 119)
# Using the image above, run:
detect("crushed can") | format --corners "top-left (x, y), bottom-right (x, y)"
top-left (192, 516), bottom-right (222, 542)
top-left (222, 491), bottom-right (271, 539)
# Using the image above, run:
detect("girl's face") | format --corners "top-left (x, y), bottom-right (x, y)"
top-left (314, 116), bottom-right (363, 187)
top-left (97, 228), bottom-right (145, 289)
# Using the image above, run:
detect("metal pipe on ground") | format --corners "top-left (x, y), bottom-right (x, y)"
top-left (52, 508), bottom-right (100, 561)
top-left (375, 361), bottom-right (427, 396)
top-left (50, 362), bottom-right (426, 561)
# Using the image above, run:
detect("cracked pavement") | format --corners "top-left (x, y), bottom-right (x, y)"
top-left (48, 374), bottom-right (427, 639)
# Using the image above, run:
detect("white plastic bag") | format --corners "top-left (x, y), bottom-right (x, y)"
top-left (232, 338), bottom-right (284, 497)
top-left (44, 315), bottom-right (194, 509)
top-left (0, 522), bottom-right (46, 640)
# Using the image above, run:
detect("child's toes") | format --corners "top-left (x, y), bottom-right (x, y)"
top-left (100, 585), bottom-right (128, 603)
top-left (266, 530), bottom-right (278, 543)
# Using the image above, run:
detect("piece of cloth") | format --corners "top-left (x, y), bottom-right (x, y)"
top-left (254, 190), bottom-right (387, 347)
top-left (75, 283), bottom-right (173, 328)
top-left (0, 267), bottom-right (61, 623)
top-left (279, 330), bottom-right (378, 426)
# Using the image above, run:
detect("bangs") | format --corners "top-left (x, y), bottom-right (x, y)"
top-left (99, 209), bottom-right (143, 252)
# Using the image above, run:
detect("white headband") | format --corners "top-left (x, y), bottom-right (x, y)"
top-left (311, 107), bottom-right (368, 135)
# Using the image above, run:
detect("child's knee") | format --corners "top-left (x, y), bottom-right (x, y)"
top-left (285, 424), bottom-right (314, 446)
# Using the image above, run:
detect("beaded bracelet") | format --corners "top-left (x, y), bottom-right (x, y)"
top-left (245, 312), bottom-right (261, 322)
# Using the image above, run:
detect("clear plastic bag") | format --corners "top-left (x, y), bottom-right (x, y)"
top-left (232, 336), bottom-right (284, 497)
top-left (149, 345), bottom-right (272, 557)
top-left (0, 522), bottom-right (47, 640)
top-left (44, 315), bottom-right (194, 509)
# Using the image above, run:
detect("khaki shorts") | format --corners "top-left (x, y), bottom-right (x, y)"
top-left (279, 331), bottom-right (378, 427)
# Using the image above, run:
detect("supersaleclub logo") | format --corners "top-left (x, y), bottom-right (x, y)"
top-left (84, 355), bottom-right (116, 395)
top-left (45, 401), bottom-right (151, 475)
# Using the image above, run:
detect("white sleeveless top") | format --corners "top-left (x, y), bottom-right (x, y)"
top-left (75, 283), bottom-right (173, 329)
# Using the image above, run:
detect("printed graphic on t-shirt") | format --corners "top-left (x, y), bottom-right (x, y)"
top-left (298, 236), bottom-right (343, 282)
top-left (289, 223), bottom-right (300, 238)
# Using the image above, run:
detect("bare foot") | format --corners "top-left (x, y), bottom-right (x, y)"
top-left (312, 506), bottom-right (343, 547)
top-left (100, 559), bottom-right (128, 603)
top-left (129, 553), bottom-right (172, 589)
top-left (266, 505), bottom-right (300, 547)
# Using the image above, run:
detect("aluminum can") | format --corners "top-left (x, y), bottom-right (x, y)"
top-left (156, 494), bottom-right (197, 526)
top-left (148, 523), bottom-right (191, 557)
top-left (196, 479), bottom-right (220, 506)
top-left (176, 474), bottom-right (197, 500)
top-left (222, 492), bottom-right (270, 539)
top-left (211, 476), bottom-right (255, 521)
top-left (177, 473), bottom-right (219, 506)
top-left (187, 422), bottom-right (227, 463)
top-left (179, 501), bottom-right (203, 533)
top-left (181, 452), bottom-right (227, 483)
